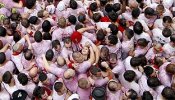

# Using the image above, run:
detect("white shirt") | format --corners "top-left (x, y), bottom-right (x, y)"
top-left (163, 43), bottom-right (175, 58)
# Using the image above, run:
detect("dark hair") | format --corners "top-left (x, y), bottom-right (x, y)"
top-left (124, 70), bottom-right (136, 82)
top-left (108, 81), bottom-right (117, 92)
top-left (52, 40), bottom-right (61, 49)
top-left (89, 2), bottom-right (97, 11)
top-left (13, 31), bottom-right (21, 43)
top-left (128, 89), bottom-right (138, 99)
top-left (45, 49), bottom-right (54, 61)
top-left (43, 32), bottom-right (52, 40)
top-left (137, 38), bottom-right (149, 47)
top-left (10, 13), bottom-right (21, 22)
top-left (147, 77), bottom-right (161, 87)
top-left (100, 0), bottom-right (107, 6)
top-left (39, 72), bottom-right (47, 82)
top-left (142, 91), bottom-right (153, 100)
top-left (3, 18), bottom-right (10, 25)
top-left (170, 34), bottom-right (175, 42)
top-left (0, 52), bottom-right (6, 64)
top-left (33, 86), bottom-right (45, 99)
top-left (75, 24), bottom-right (83, 30)
top-left (133, 21), bottom-right (143, 35)
top-left (132, 8), bottom-right (140, 19)
top-left (125, 28), bottom-right (134, 39)
top-left (92, 13), bottom-right (102, 22)
top-left (24, 49), bottom-right (33, 61)
top-left (162, 28), bottom-right (172, 38)
top-left (144, 66), bottom-right (154, 77)
top-left (108, 11), bottom-right (118, 22)
top-left (108, 35), bottom-right (118, 45)
top-left (54, 82), bottom-right (63, 92)
top-left (29, 16), bottom-right (38, 24)
top-left (26, 0), bottom-right (36, 9)
top-left (119, 19), bottom-right (127, 28)
top-left (108, 24), bottom-right (118, 35)
top-left (47, 0), bottom-right (53, 3)
top-left (42, 20), bottom-right (51, 32)
top-left (2, 71), bottom-right (12, 84)
top-left (68, 15), bottom-right (77, 25)
top-left (144, 7), bottom-right (156, 16)
top-left (13, 0), bottom-right (20, 3)
top-left (163, 16), bottom-right (172, 23)
top-left (96, 29), bottom-right (105, 41)
top-left (0, 26), bottom-right (7, 37)
top-left (166, 64), bottom-right (175, 74)
top-left (34, 30), bottom-right (42, 42)
top-left (70, 0), bottom-right (77, 9)
top-left (78, 14), bottom-right (86, 23)
top-left (138, 55), bottom-right (147, 66)
top-left (112, 3), bottom-right (121, 12)
top-left (130, 57), bottom-right (141, 68)
top-left (161, 87), bottom-right (175, 99)
top-left (17, 73), bottom-right (28, 86)
top-left (21, 18), bottom-right (30, 28)
top-left (105, 4), bottom-right (113, 13)
top-left (90, 66), bottom-right (101, 75)
top-left (11, 22), bottom-right (18, 31)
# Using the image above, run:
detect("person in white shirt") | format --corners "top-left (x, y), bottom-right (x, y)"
top-left (154, 16), bottom-right (173, 30)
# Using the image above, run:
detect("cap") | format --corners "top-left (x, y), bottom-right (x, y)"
top-left (92, 87), bottom-right (106, 100)
top-left (13, 43), bottom-right (23, 52)
top-left (68, 93), bottom-right (80, 100)
top-left (70, 31), bottom-right (82, 43)
top-left (46, 5), bottom-right (56, 14)
top-left (57, 1), bottom-right (65, 11)
top-left (12, 90), bottom-right (28, 100)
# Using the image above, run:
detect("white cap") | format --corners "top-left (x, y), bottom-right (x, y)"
top-left (46, 5), bottom-right (56, 14)
top-left (67, 94), bottom-right (79, 100)
top-left (56, 1), bottom-right (65, 11)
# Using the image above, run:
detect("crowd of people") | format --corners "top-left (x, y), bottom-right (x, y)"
top-left (0, 0), bottom-right (175, 99)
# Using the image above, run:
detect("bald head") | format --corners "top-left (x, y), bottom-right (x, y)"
top-left (129, 0), bottom-right (138, 9)
top-left (29, 67), bottom-right (38, 78)
top-left (57, 56), bottom-right (65, 66)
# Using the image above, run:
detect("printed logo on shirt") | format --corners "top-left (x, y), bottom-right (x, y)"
top-left (0, 3), bottom-right (5, 8)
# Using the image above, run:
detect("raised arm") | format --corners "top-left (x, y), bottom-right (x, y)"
top-left (77, 26), bottom-right (95, 33)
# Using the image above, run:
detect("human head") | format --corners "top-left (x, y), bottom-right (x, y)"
top-left (96, 29), bottom-right (106, 42)
top-left (13, 31), bottom-right (21, 43)
top-left (2, 71), bottom-right (13, 84)
top-left (124, 70), bottom-right (136, 82)
top-left (161, 87), bottom-right (175, 99)
top-left (156, 4), bottom-right (165, 17)
top-left (125, 89), bottom-right (138, 100)
top-left (99, 0), bottom-right (107, 6)
top-left (10, 13), bottom-right (21, 23)
top-left (133, 21), bottom-right (143, 35)
top-left (108, 24), bottom-right (118, 35)
top-left (68, 15), bottom-right (77, 25)
top-left (0, 26), bottom-right (6, 37)
top-left (142, 91), bottom-right (153, 100)
top-left (12, 90), bottom-right (29, 100)
top-left (0, 52), bottom-right (6, 64)
top-left (144, 66), bottom-right (155, 77)
top-left (29, 16), bottom-right (38, 25)
top-left (162, 28), bottom-right (172, 38)
top-left (107, 81), bottom-right (121, 92)
top-left (92, 13), bottom-right (102, 22)
top-left (92, 87), bottom-right (106, 100)
top-left (63, 69), bottom-right (75, 80)
top-left (153, 43), bottom-right (163, 53)
top-left (105, 35), bottom-right (118, 45)
top-left (137, 38), bottom-right (149, 48)
top-left (57, 17), bottom-right (66, 28)
top-left (25, 0), bottom-right (36, 9)
top-left (170, 34), bottom-right (175, 44)
top-left (72, 51), bottom-right (84, 63)
top-left (112, 3), bottom-right (121, 12)
top-left (166, 64), bottom-right (175, 74)
top-left (42, 20), bottom-right (51, 32)
top-left (132, 7), bottom-right (140, 19)
top-left (81, 46), bottom-right (89, 55)
top-left (100, 46), bottom-right (109, 61)
top-left (43, 32), bottom-right (52, 40)
top-left (3, 18), bottom-right (10, 28)
top-left (105, 4), bottom-right (113, 13)
top-left (154, 56), bottom-right (164, 67)
top-left (54, 82), bottom-right (67, 94)
top-left (124, 28), bottom-right (134, 40)
top-left (21, 18), bottom-right (30, 28)
top-left (29, 67), bottom-right (39, 83)
top-left (24, 49), bottom-right (33, 61)
top-left (147, 77), bottom-right (161, 88)
top-left (78, 13), bottom-right (86, 23)
top-left (130, 57), bottom-right (141, 68)
top-left (90, 66), bottom-right (102, 78)
top-left (39, 72), bottom-right (49, 85)
top-left (69, 0), bottom-right (77, 9)
top-left (144, 7), bottom-right (156, 19)
top-left (33, 86), bottom-right (49, 99)
top-left (163, 16), bottom-right (172, 28)
top-left (89, 2), bottom-right (97, 11)
top-left (34, 30), bottom-right (42, 42)
top-left (109, 53), bottom-right (117, 68)
top-left (63, 37), bottom-right (72, 48)
top-left (52, 40), bottom-right (61, 52)
top-left (57, 56), bottom-right (66, 66)
top-left (108, 11), bottom-right (118, 22)
top-left (75, 23), bottom-right (83, 31)
top-left (45, 49), bottom-right (54, 61)
top-left (78, 78), bottom-right (91, 89)
top-left (17, 73), bottom-right (28, 86)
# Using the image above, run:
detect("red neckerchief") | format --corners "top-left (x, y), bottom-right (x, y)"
top-left (153, 64), bottom-right (159, 70)
top-left (20, 0), bottom-right (25, 7)
top-left (29, 31), bottom-right (33, 37)
top-left (12, 51), bottom-right (21, 56)
top-left (118, 25), bottom-right (125, 33)
top-left (128, 21), bottom-right (134, 26)
top-left (100, 16), bottom-right (110, 22)
top-left (95, 40), bottom-right (101, 46)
